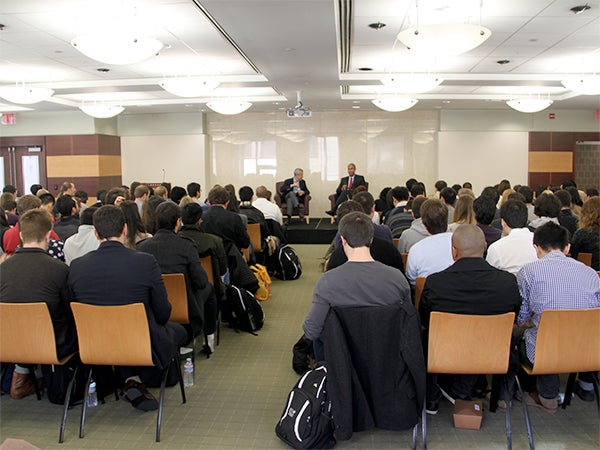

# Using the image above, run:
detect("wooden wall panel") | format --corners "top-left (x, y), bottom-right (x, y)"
top-left (528, 151), bottom-right (573, 173)
top-left (529, 132), bottom-right (551, 151)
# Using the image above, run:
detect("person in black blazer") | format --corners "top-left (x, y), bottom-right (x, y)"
top-left (327, 163), bottom-right (367, 215)
top-left (201, 186), bottom-right (250, 251)
top-left (68, 205), bottom-right (187, 411)
top-left (280, 168), bottom-right (310, 220)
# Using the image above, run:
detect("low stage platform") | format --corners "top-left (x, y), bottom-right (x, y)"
top-left (284, 217), bottom-right (337, 245)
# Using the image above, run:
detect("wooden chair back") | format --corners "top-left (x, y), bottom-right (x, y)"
top-left (162, 273), bottom-right (189, 324)
top-left (200, 255), bottom-right (215, 285)
top-left (428, 311), bottom-right (515, 374)
top-left (247, 223), bottom-right (262, 253)
top-left (525, 308), bottom-right (600, 375)
top-left (400, 252), bottom-right (408, 272)
top-left (0, 302), bottom-right (65, 365)
top-left (71, 302), bottom-right (154, 367)
top-left (414, 277), bottom-right (426, 310)
top-left (577, 252), bottom-right (593, 267)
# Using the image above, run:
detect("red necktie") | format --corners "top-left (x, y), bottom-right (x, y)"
top-left (348, 177), bottom-right (353, 189)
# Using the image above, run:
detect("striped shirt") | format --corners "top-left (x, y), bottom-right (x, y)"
top-left (517, 251), bottom-right (600, 362)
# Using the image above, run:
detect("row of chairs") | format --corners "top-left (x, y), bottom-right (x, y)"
top-left (0, 301), bottom-right (186, 444)
top-left (422, 308), bottom-right (600, 449)
top-left (0, 257), bottom-right (220, 444)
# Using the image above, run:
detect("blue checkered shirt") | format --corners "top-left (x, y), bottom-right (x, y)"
top-left (517, 251), bottom-right (600, 362)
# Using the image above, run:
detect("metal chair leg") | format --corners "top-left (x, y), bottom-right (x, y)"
top-left (422, 405), bottom-right (427, 450)
top-left (59, 363), bottom-right (79, 443)
top-left (592, 372), bottom-right (600, 419)
top-left (79, 368), bottom-right (93, 439)
top-left (175, 355), bottom-right (186, 404)
top-left (156, 367), bottom-right (170, 442)
top-left (503, 377), bottom-right (512, 450)
top-left (515, 375), bottom-right (534, 450)
top-left (562, 372), bottom-right (577, 409)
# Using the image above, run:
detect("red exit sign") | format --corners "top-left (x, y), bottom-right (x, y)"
top-left (1, 113), bottom-right (16, 125)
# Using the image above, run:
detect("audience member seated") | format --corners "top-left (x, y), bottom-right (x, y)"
top-left (105, 187), bottom-right (127, 206)
top-left (327, 201), bottom-right (404, 272)
top-left (53, 195), bottom-right (80, 242)
top-left (133, 185), bottom-right (150, 215)
top-left (201, 186), bottom-right (250, 252)
top-left (333, 192), bottom-right (393, 249)
top-left (473, 195), bottom-right (501, 253)
top-left (383, 186), bottom-right (410, 225)
top-left (439, 187), bottom-right (457, 224)
top-left (74, 190), bottom-right (88, 212)
top-left (517, 185), bottom-right (537, 224)
top-left (187, 182), bottom-right (205, 207)
top-left (326, 163), bottom-right (367, 216)
top-left (448, 195), bottom-right (476, 232)
top-left (397, 197), bottom-right (428, 254)
top-left (253, 185), bottom-right (283, 225)
top-left (278, 168), bottom-right (310, 223)
top-left (64, 206), bottom-right (100, 265)
top-left (405, 199), bottom-right (453, 286)
top-left (565, 186), bottom-right (583, 217)
top-left (3, 195), bottom-right (61, 255)
top-left (486, 199), bottom-right (537, 274)
top-left (1, 195), bottom-right (18, 226)
top-left (239, 186), bottom-right (269, 242)
top-left (137, 202), bottom-right (209, 343)
top-left (169, 186), bottom-right (187, 205)
top-left (69, 205), bottom-right (187, 411)
top-left (555, 189), bottom-right (579, 236)
top-left (374, 187), bottom-right (392, 217)
top-left (419, 224), bottom-right (522, 414)
top-left (569, 196), bottom-right (599, 270)
top-left (431, 180), bottom-right (447, 200)
top-left (516, 222), bottom-right (600, 412)
top-left (0, 209), bottom-right (77, 399)
top-left (120, 200), bottom-right (152, 249)
top-left (529, 193), bottom-right (560, 231)
top-left (303, 211), bottom-right (411, 360)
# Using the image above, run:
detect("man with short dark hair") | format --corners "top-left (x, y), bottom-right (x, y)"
top-left (54, 195), bottom-right (79, 241)
top-left (69, 205), bottom-right (187, 411)
top-left (405, 199), bottom-right (453, 286)
top-left (384, 186), bottom-right (410, 223)
top-left (187, 182), bottom-right (204, 206)
top-left (1, 208), bottom-right (77, 399)
top-left (439, 187), bottom-right (457, 224)
top-left (201, 186), bottom-right (249, 251)
top-left (137, 202), bottom-right (208, 341)
top-left (419, 224), bottom-right (522, 414)
top-left (486, 199), bottom-right (537, 274)
top-left (517, 222), bottom-right (600, 412)
top-left (554, 189), bottom-right (578, 236)
top-left (529, 193), bottom-right (560, 230)
top-left (303, 211), bottom-right (410, 359)
top-left (133, 184), bottom-right (150, 215)
top-left (64, 206), bottom-right (100, 265)
top-left (517, 186), bottom-right (537, 223)
top-left (398, 196), bottom-right (428, 253)
top-left (238, 186), bottom-right (269, 241)
top-left (473, 195), bottom-right (501, 252)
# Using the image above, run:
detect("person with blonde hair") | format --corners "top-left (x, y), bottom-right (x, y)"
top-left (448, 196), bottom-right (476, 232)
top-left (570, 196), bottom-right (599, 271)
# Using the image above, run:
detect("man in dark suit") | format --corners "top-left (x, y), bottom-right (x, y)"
top-left (326, 163), bottom-right (367, 216)
top-left (201, 186), bottom-right (250, 251)
top-left (279, 168), bottom-right (310, 221)
top-left (419, 224), bottom-right (521, 415)
top-left (68, 205), bottom-right (187, 412)
top-left (137, 202), bottom-right (210, 343)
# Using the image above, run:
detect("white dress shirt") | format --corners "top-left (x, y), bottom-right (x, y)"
top-left (486, 227), bottom-right (537, 275)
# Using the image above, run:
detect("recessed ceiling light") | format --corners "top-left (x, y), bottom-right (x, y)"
top-left (358, 67), bottom-right (373, 71)
top-left (97, 68), bottom-right (110, 72)
top-left (352, 100), bottom-right (360, 103)
top-left (284, 47), bottom-right (296, 52)
top-left (352, 105), bottom-right (360, 109)
top-left (497, 59), bottom-right (510, 65)
top-left (442, 100), bottom-right (451, 104)
top-left (368, 22), bottom-right (386, 30)
top-left (570, 4), bottom-right (591, 14)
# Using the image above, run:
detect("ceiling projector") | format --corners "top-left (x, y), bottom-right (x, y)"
top-left (287, 92), bottom-right (312, 117)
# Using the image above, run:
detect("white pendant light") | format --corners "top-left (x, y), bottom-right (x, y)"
top-left (80, 103), bottom-right (125, 118)
top-left (561, 76), bottom-right (600, 95)
top-left (380, 74), bottom-right (443, 94)
top-left (372, 98), bottom-right (418, 112)
top-left (506, 99), bottom-right (553, 113)
top-left (206, 100), bottom-right (252, 115)
top-left (160, 77), bottom-right (220, 97)
top-left (0, 84), bottom-right (54, 104)
top-left (71, 33), bottom-right (163, 65)
top-left (397, 24), bottom-right (491, 57)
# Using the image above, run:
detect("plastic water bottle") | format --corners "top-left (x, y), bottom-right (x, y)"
top-left (183, 358), bottom-right (194, 387)
top-left (87, 381), bottom-right (98, 407)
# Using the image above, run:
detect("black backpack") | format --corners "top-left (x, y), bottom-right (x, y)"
top-left (226, 285), bottom-right (264, 334)
top-left (275, 244), bottom-right (302, 280)
top-left (275, 365), bottom-right (336, 449)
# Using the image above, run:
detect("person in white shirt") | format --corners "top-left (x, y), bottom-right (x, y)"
top-left (253, 185), bottom-right (283, 225)
top-left (486, 199), bottom-right (537, 274)
top-left (63, 206), bottom-right (100, 265)
top-left (405, 199), bottom-right (453, 286)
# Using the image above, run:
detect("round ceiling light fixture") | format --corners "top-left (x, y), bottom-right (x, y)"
top-left (371, 97), bottom-right (418, 112)
top-left (397, 24), bottom-right (491, 57)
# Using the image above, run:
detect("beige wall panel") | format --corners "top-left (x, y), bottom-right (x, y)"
top-left (98, 155), bottom-right (122, 177)
top-left (47, 155), bottom-right (100, 177)
top-left (528, 151), bottom-right (573, 173)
